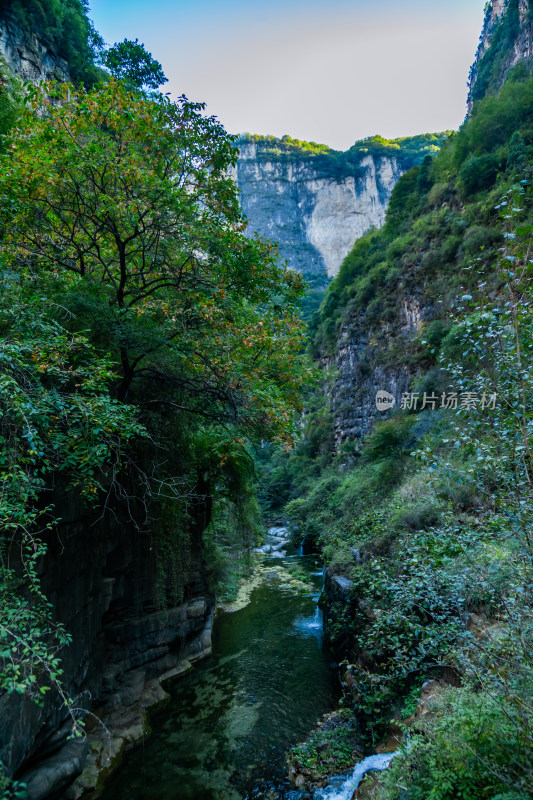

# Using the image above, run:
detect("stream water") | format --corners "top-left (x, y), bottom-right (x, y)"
top-left (100, 528), bottom-right (339, 800)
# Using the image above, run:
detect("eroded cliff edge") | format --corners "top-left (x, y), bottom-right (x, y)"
top-left (233, 134), bottom-right (447, 283)
top-left (233, 139), bottom-right (402, 282)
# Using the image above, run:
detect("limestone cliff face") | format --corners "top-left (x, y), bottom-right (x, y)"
top-left (0, 14), bottom-right (69, 83)
top-left (0, 488), bottom-right (215, 799)
top-left (233, 139), bottom-right (403, 281)
top-left (327, 294), bottom-right (428, 446)
top-left (468, 0), bottom-right (533, 110)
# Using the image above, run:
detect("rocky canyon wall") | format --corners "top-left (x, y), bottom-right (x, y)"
top-left (0, 14), bottom-right (69, 83)
top-left (327, 296), bottom-right (428, 447)
top-left (233, 138), bottom-right (404, 284)
top-left (0, 485), bottom-right (215, 799)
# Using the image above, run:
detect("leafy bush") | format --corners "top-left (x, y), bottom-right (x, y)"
top-left (394, 501), bottom-right (440, 531)
top-left (379, 678), bottom-right (533, 800)
top-left (363, 416), bottom-right (416, 462)
top-left (459, 153), bottom-right (503, 197)
top-left (289, 711), bottom-right (360, 777)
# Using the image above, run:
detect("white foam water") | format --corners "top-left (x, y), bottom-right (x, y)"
top-left (313, 752), bottom-right (398, 800)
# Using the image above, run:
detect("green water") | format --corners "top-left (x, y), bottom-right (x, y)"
top-left (101, 550), bottom-right (338, 800)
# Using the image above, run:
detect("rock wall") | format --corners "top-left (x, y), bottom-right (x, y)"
top-left (326, 294), bottom-right (428, 446)
top-left (468, 0), bottom-right (533, 111)
top-left (233, 139), bottom-right (403, 282)
top-left (0, 14), bottom-right (69, 83)
top-left (0, 488), bottom-right (215, 799)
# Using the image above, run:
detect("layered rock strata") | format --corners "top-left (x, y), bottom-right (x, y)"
top-left (233, 138), bottom-right (403, 282)
top-left (0, 15), bottom-right (69, 83)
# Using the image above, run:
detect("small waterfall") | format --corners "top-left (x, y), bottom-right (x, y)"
top-left (299, 540), bottom-right (304, 556)
top-left (313, 752), bottom-right (398, 800)
top-left (294, 602), bottom-right (322, 636)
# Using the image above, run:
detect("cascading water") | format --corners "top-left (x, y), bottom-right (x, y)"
top-left (313, 752), bottom-right (398, 800)
top-left (294, 601), bottom-right (322, 636)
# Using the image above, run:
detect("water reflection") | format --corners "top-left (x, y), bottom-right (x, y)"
top-left (101, 534), bottom-right (338, 800)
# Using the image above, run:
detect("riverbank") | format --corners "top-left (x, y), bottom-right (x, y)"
top-left (92, 527), bottom-right (338, 800)
top-left (284, 678), bottom-right (453, 799)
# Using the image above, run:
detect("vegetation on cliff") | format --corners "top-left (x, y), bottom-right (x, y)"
top-left (238, 132), bottom-right (449, 182)
top-left (0, 0), bottom-right (103, 85)
top-left (306, 70), bottom-right (533, 359)
top-left (263, 46), bottom-right (533, 800)
top-left (0, 70), bottom-right (309, 792)
top-left (468, 0), bottom-right (533, 107)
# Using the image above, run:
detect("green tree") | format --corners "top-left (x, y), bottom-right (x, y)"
top-left (0, 79), bottom-right (308, 446)
top-left (101, 38), bottom-right (167, 90)
top-left (0, 292), bottom-right (145, 702)
top-left (0, 78), bottom-right (309, 723)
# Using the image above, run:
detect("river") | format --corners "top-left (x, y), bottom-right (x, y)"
top-left (100, 527), bottom-right (339, 800)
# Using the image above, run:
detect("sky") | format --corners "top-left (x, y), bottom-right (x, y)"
top-left (88, 0), bottom-right (487, 152)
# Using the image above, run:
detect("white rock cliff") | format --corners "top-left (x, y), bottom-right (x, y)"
top-left (233, 139), bottom-right (403, 281)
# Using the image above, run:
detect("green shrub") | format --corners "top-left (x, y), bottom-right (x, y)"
top-left (422, 321), bottom-right (451, 354)
top-left (378, 680), bottom-right (533, 800)
top-left (440, 234), bottom-right (462, 262)
top-left (394, 501), bottom-right (440, 531)
top-left (427, 181), bottom-right (453, 207)
top-left (288, 711), bottom-right (360, 777)
top-left (363, 416), bottom-right (416, 463)
top-left (459, 154), bottom-right (502, 197)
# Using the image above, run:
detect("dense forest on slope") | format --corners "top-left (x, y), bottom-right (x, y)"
top-left (260, 11), bottom-right (533, 800)
top-left (309, 71), bottom-right (533, 355)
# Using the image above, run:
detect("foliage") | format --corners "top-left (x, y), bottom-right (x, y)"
top-left (419, 186), bottom-right (533, 557)
top-left (0, 74), bottom-right (310, 787)
top-left (0, 57), bottom-right (21, 149)
top-left (0, 80), bottom-right (309, 447)
top-left (203, 474), bottom-right (262, 603)
top-left (379, 670), bottom-right (533, 799)
top-left (0, 292), bottom-right (144, 702)
top-left (348, 133), bottom-right (449, 171)
top-left (0, 0), bottom-right (103, 85)
top-left (469, 0), bottom-right (524, 107)
top-left (256, 389), bottom-right (335, 517)
top-left (458, 152), bottom-right (503, 196)
top-left (313, 71), bottom-right (533, 355)
top-left (100, 38), bottom-right (167, 91)
top-left (288, 711), bottom-right (360, 778)
top-left (237, 131), bottom-right (449, 182)
top-left (280, 59), bottom-right (533, 797)
top-left (0, 765), bottom-right (25, 799)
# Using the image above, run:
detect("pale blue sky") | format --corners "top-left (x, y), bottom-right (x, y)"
top-left (88, 0), bottom-right (487, 150)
